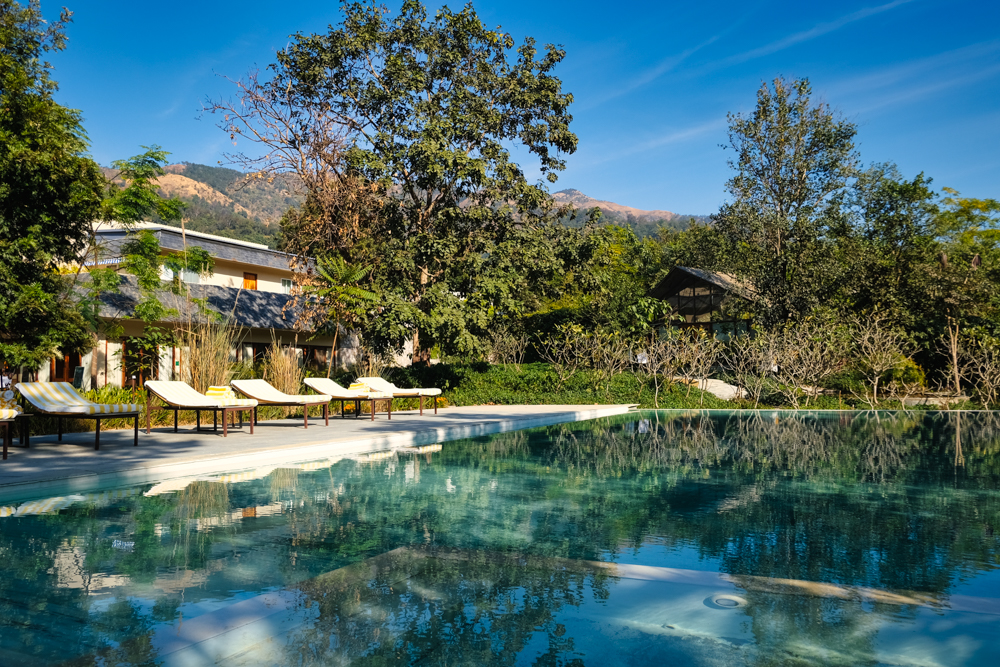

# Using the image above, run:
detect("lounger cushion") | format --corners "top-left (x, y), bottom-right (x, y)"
top-left (146, 381), bottom-right (257, 409)
top-left (16, 382), bottom-right (140, 415)
top-left (303, 377), bottom-right (389, 400)
top-left (0, 408), bottom-right (20, 420)
top-left (231, 379), bottom-right (331, 405)
top-left (356, 377), bottom-right (441, 397)
top-left (206, 386), bottom-right (256, 407)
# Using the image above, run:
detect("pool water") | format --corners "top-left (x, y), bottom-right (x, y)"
top-left (1, 410), bottom-right (998, 666)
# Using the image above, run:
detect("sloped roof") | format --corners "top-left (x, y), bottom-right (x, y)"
top-left (650, 266), bottom-right (755, 301)
top-left (94, 275), bottom-right (304, 331)
top-left (95, 223), bottom-right (296, 272)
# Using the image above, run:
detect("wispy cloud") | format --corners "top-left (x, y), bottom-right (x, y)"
top-left (824, 40), bottom-right (1000, 114)
top-left (579, 118), bottom-right (727, 167)
top-left (581, 35), bottom-right (721, 109)
top-left (692, 0), bottom-right (919, 75)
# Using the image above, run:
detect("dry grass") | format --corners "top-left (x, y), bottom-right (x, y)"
top-left (182, 319), bottom-right (243, 392)
top-left (263, 332), bottom-right (304, 414)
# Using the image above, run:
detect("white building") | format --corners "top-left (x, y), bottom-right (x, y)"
top-left (42, 223), bottom-right (359, 389)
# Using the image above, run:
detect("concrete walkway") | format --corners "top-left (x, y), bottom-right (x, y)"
top-left (0, 404), bottom-right (635, 501)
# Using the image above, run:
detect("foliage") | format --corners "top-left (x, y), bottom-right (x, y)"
top-left (714, 77), bottom-right (859, 328)
top-left (0, 2), bottom-right (185, 370)
top-left (298, 255), bottom-right (377, 376)
top-left (211, 0), bottom-right (580, 363)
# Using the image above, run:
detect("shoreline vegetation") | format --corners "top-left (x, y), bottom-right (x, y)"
top-left (25, 360), bottom-right (982, 438)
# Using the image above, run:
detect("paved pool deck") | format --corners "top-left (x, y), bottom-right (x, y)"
top-left (0, 404), bottom-right (636, 501)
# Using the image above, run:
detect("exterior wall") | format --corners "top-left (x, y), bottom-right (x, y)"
top-left (163, 254), bottom-right (293, 294)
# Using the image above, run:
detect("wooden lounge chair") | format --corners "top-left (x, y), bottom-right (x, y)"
top-left (303, 377), bottom-right (394, 421)
top-left (144, 381), bottom-right (257, 437)
top-left (230, 379), bottom-right (333, 428)
top-left (353, 376), bottom-right (443, 415)
top-left (15, 381), bottom-right (140, 450)
top-left (1, 389), bottom-right (21, 460)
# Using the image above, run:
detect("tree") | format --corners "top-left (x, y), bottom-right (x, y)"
top-left (211, 0), bottom-right (577, 363)
top-left (714, 77), bottom-right (859, 327)
top-left (299, 255), bottom-right (378, 376)
top-left (0, 1), bottom-right (183, 372)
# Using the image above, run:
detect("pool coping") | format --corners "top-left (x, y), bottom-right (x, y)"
top-left (0, 404), bottom-right (637, 501)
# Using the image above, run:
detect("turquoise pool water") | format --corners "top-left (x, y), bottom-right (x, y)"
top-left (1, 410), bottom-right (998, 666)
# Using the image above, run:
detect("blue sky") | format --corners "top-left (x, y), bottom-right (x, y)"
top-left (48, 0), bottom-right (999, 215)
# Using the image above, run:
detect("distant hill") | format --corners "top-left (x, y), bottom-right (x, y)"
top-left (123, 163), bottom-right (705, 247)
top-left (553, 189), bottom-right (708, 237)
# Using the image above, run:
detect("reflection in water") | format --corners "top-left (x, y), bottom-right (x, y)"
top-left (0, 411), bottom-right (998, 665)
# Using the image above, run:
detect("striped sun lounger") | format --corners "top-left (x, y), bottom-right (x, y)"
top-left (230, 379), bottom-right (333, 429)
top-left (354, 377), bottom-right (443, 415)
top-left (15, 381), bottom-right (141, 450)
top-left (144, 381), bottom-right (257, 437)
top-left (303, 377), bottom-right (393, 421)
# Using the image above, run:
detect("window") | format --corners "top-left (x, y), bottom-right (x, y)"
top-left (243, 272), bottom-right (258, 290)
top-left (181, 268), bottom-right (200, 284)
top-left (281, 278), bottom-right (293, 294)
top-left (51, 353), bottom-right (82, 383)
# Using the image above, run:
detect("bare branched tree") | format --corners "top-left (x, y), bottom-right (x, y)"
top-left (204, 69), bottom-right (385, 330)
top-left (635, 329), bottom-right (684, 408)
top-left (773, 320), bottom-right (848, 408)
top-left (851, 316), bottom-right (912, 407)
top-left (724, 329), bottom-right (779, 408)
top-left (676, 329), bottom-right (723, 406)
top-left (961, 336), bottom-right (1000, 407)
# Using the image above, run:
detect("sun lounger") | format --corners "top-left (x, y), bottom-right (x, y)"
top-left (1, 390), bottom-right (22, 460)
top-left (144, 381), bottom-right (257, 437)
top-left (15, 381), bottom-right (140, 450)
top-left (230, 379), bottom-right (333, 428)
top-left (303, 377), bottom-right (394, 421)
top-left (353, 376), bottom-right (443, 415)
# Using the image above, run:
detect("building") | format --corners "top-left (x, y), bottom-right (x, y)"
top-left (42, 223), bottom-right (357, 389)
top-left (649, 266), bottom-right (753, 337)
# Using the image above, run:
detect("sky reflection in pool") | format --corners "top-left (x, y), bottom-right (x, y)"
top-left (1, 410), bottom-right (998, 666)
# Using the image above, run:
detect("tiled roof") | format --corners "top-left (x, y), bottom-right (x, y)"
top-left (94, 275), bottom-right (305, 331)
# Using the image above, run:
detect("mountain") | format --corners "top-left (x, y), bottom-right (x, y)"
top-left (553, 189), bottom-right (708, 237)
top-left (128, 163), bottom-right (705, 247)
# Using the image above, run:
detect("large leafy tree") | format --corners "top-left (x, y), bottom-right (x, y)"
top-left (0, 1), bottom-right (183, 371)
top-left (213, 0), bottom-right (578, 362)
top-left (714, 77), bottom-right (859, 327)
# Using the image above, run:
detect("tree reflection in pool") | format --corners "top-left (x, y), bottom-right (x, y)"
top-left (1, 410), bottom-right (999, 666)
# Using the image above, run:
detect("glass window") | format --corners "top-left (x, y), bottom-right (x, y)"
top-left (281, 278), bottom-right (293, 294)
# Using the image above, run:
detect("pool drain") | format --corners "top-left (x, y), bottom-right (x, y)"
top-left (706, 594), bottom-right (747, 609)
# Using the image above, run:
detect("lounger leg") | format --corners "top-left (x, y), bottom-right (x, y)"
top-left (355, 400), bottom-right (360, 419)
top-left (223, 409), bottom-right (228, 437)
top-left (371, 399), bottom-right (375, 421)
top-left (21, 417), bottom-right (29, 448)
top-left (249, 408), bottom-right (254, 435)
top-left (95, 418), bottom-right (101, 451)
top-left (435, 397), bottom-right (438, 415)
top-left (134, 415), bottom-right (138, 446)
top-left (303, 404), bottom-right (309, 429)
top-left (324, 404), bottom-right (328, 426)
top-left (388, 398), bottom-right (392, 420)
top-left (254, 406), bottom-right (258, 425)
top-left (213, 410), bottom-right (218, 432)
top-left (196, 410), bottom-right (201, 431)
top-left (58, 416), bottom-right (62, 441)
top-left (340, 400), bottom-right (345, 419)
top-left (174, 409), bottom-right (178, 432)
top-left (420, 395), bottom-right (423, 416)
top-left (146, 392), bottom-right (151, 434)
top-left (3, 422), bottom-right (8, 460)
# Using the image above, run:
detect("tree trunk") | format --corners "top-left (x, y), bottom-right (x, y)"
top-left (411, 266), bottom-right (431, 366)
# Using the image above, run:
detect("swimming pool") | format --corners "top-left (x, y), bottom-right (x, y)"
top-left (1, 410), bottom-right (998, 665)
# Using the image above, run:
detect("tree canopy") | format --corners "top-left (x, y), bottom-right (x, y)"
top-left (0, 1), bottom-right (184, 370)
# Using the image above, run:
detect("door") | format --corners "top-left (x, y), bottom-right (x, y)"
top-left (243, 272), bottom-right (258, 290)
